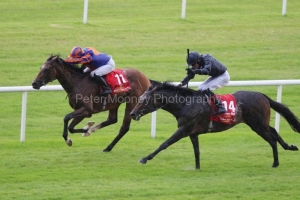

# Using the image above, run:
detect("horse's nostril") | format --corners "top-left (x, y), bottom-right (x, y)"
top-left (32, 82), bottom-right (39, 89)
top-left (130, 113), bottom-right (136, 118)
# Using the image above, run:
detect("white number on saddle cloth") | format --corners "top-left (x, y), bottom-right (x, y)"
top-left (114, 74), bottom-right (127, 85)
top-left (222, 100), bottom-right (236, 113)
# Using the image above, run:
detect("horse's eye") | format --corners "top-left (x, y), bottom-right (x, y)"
top-left (139, 95), bottom-right (146, 101)
top-left (44, 68), bottom-right (51, 72)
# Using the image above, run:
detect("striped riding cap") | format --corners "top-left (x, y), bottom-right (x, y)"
top-left (69, 46), bottom-right (85, 58)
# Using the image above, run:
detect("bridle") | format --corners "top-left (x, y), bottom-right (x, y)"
top-left (140, 90), bottom-right (179, 116)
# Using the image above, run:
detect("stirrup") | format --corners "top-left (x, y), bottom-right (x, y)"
top-left (101, 88), bottom-right (112, 95)
top-left (213, 107), bottom-right (226, 115)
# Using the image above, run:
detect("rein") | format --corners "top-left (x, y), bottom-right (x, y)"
top-left (146, 90), bottom-right (179, 114)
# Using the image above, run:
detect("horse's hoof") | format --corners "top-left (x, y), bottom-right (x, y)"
top-left (66, 138), bottom-right (72, 146)
top-left (83, 121), bottom-right (95, 130)
top-left (291, 145), bottom-right (298, 151)
top-left (82, 132), bottom-right (90, 137)
top-left (139, 158), bottom-right (147, 164)
top-left (102, 147), bottom-right (112, 152)
top-left (87, 121), bottom-right (95, 126)
top-left (272, 163), bottom-right (279, 168)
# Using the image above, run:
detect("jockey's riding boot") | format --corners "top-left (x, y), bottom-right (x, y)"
top-left (202, 88), bottom-right (226, 115)
top-left (213, 95), bottom-right (226, 115)
top-left (202, 88), bottom-right (214, 98)
top-left (92, 75), bottom-right (112, 95)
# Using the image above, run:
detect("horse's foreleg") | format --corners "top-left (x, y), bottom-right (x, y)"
top-left (68, 117), bottom-right (86, 133)
top-left (189, 134), bottom-right (200, 169)
top-left (62, 113), bottom-right (72, 146)
top-left (139, 127), bottom-right (188, 165)
top-left (62, 107), bottom-right (91, 146)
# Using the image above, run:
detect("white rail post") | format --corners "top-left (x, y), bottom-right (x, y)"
top-left (282, 0), bottom-right (287, 15)
top-left (181, 0), bottom-right (186, 19)
top-left (20, 92), bottom-right (27, 142)
top-left (275, 85), bottom-right (282, 132)
top-left (151, 111), bottom-right (157, 138)
top-left (83, 0), bottom-right (89, 24)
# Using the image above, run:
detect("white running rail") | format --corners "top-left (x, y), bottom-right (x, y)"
top-left (1, 80), bottom-right (300, 141)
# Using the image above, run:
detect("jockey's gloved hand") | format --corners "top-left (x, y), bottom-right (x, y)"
top-left (193, 69), bottom-right (203, 75)
top-left (79, 65), bottom-right (86, 73)
top-left (186, 68), bottom-right (196, 79)
top-left (186, 68), bottom-right (194, 75)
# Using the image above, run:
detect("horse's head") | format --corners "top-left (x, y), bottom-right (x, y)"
top-left (32, 55), bottom-right (61, 89)
top-left (130, 83), bottom-right (159, 121)
top-left (130, 81), bottom-right (178, 121)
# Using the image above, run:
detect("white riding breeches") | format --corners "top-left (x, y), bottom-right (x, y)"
top-left (197, 70), bottom-right (230, 91)
top-left (90, 57), bottom-right (115, 77)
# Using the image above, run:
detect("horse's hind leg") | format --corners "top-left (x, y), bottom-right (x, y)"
top-left (103, 105), bottom-right (133, 152)
top-left (263, 130), bottom-right (281, 167)
top-left (247, 120), bottom-right (279, 167)
top-left (103, 115), bottom-right (131, 152)
top-left (189, 134), bottom-right (200, 169)
top-left (87, 108), bottom-right (119, 152)
top-left (269, 126), bottom-right (299, 151)
top-left (257, 127), bottom-right (279, 168)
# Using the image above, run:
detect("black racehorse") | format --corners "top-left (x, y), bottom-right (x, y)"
top-left (32, 55), bottom-right (150, 151)
top-left (130, 80), bottom-right (300, 169)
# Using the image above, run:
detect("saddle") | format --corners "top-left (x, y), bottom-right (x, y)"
top-left (209, 94), bottom-right (237, 124)
top-left (103, 69), bottom-right (131, 95)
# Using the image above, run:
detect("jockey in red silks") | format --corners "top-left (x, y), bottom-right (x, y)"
top-left (64, 46), bottom-right (115, 95)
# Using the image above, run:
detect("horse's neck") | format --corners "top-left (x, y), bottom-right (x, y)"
top-left (160, 92), bottom-right (205, 118)
top-left (159, 92), bottom-right (183, 114)
top-left (55, 66), bottom-right (83, 94)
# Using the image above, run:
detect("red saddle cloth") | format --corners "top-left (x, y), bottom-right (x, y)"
top-left (210, 94), bottom-right (237, 124)
top-left (105, 69), bottom-right (131, 94)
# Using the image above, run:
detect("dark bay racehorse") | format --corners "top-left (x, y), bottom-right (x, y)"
top-left (32, 55), bottom-right (150, 151)
top-left (130, 80), bottom-right (300, 169)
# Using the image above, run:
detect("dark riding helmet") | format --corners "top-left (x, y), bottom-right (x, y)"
top-left (186, 51), bottom-right (200, 66)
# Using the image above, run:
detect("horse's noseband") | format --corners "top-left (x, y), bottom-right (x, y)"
top-left (141, 109), bottom-right (148, 115)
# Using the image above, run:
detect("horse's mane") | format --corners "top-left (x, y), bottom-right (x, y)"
top-left (153, 80), bottom-right (199, 96)
top-left (47, 54), bottom-right (83, 74)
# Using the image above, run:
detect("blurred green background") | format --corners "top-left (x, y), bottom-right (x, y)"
top-left (0, 0), bottom-right (300, 199)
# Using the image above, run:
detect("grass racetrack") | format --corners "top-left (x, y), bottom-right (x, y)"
top-left (1, 0), bottom-right (300, 199)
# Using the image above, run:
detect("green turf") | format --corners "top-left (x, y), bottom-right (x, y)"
top-left (1, 0), bottom-right (300, 199)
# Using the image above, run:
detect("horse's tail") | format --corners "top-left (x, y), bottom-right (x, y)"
top-left (262, 93), bottom-right (300, 133)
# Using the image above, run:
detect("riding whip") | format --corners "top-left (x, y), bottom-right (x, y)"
top-left (186, 48), bottom-right (189, 88)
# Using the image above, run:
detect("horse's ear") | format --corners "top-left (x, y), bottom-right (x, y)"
top-left (150, 86), bottom-right (157, 92)
top-left (149, 79), bottom-right (161, 86)
top-left (52, 55), bottom-right (59, 61)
